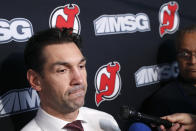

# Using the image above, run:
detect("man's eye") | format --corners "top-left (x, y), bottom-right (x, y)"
top-left (57, 69), bottom-right (67, 73)
top-left (183, 52), bottom-right (189, 56)
top-left (179, 51), bottom-right (190, 57)
top-left (79, 65), bottom-right (86, 69)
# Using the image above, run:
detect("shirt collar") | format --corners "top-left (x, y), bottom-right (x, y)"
top-left (35, 107), bottom-right (87, 131)
top-left (77, 107), bottom-right (87, 124)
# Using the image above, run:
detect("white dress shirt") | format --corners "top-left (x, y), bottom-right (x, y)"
top-left (21, 107), bottom-right (121, 131)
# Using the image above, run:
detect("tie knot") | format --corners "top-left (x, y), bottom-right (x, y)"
top-left (64, 120), bottom-right (84, 131)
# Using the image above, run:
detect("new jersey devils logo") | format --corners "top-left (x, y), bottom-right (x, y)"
top-left (49, 4), bottom-right (81, 34)
top-left (159, 1), bottom-right (179, 37)
top-left (95, 62), bottom-right (121, 107)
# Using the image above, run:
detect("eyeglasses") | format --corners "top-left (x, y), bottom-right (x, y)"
top-left (177, 50), bottom-right (196, 60)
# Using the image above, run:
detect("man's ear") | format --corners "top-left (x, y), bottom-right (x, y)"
top-left (27, 69), bottom-right (42, 91)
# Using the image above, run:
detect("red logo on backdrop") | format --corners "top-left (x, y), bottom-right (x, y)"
top-left (49, 4), bottom-right (81, 34)
top-left (95, 62), bottom-right (121, 107)
top-left (159, 1), bottom-right (179, 37)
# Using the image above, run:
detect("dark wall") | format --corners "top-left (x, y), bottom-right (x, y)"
top-left (0, 0), bottom-right (195, 130)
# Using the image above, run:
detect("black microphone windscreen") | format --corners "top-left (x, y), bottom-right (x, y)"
top-left (119, 105), bottom-right (130, 119)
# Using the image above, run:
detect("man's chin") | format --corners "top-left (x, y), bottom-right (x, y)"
top-left (69, 100), bottom-right (84, 111)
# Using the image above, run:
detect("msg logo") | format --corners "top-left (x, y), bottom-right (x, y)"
top-left (0, 88), bottom-right (40, 117)
top-left (0, 18), bottom-right (33, 44)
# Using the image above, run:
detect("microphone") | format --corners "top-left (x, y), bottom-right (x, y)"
top-left (129, 122), bottom-right (152, 131)
top-left (120, 106), bottom-right (172, 129)
top-left (99, 119), bottom-right (121, 131)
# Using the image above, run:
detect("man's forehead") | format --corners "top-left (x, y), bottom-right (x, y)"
top-left (43, 42), bottom-right (82, 55)
top-left (179, 33), bottom-right (196, 49)
top-left (42, 43), bottom-right (85, 65)
top-left (52, 58), bottom-right (86, 67)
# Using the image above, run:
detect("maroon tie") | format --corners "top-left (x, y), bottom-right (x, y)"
top-left (64, 120), bottom-right (84, 131)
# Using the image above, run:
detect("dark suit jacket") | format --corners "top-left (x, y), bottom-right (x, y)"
top-left (140, 78), bottom-right (196, 130)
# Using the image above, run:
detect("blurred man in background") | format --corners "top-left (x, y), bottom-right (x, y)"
top-left (140, 25), bottom-right (196, 130)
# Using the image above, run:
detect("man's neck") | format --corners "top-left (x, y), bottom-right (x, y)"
top-left (41, 105), bottom-right (79, 122)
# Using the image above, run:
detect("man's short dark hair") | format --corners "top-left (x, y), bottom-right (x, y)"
top-left (175, 25), bottom-right (196, 50)
top-left (24, 28), bottom-right (82, 75)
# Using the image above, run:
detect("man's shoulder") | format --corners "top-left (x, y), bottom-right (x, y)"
top-left (162, 80), bottom-right (179, 88)
top-left (153, 80), bottom-right (179, 94)
top-left (80, 107), bottom-right (113, 117)
top-left (21, 119), bottom-right (41, 131)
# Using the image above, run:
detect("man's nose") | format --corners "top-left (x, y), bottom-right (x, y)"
top-left (190, 55), bottom-right (196, 64)
top-left (70, 68), bottom-right (83, 85)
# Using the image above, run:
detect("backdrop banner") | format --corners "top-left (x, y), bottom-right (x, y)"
top-left (0, 0), bottom-right (195, 130)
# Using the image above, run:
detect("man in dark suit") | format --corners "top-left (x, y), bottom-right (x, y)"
top-left (140, 25), bottom-right (196, 130)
